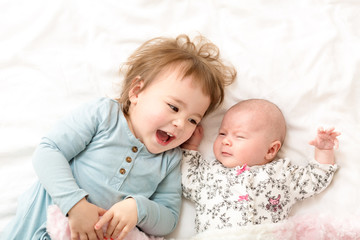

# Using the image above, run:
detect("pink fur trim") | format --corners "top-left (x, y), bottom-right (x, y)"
top-left (47, 205), bottom-right (71, 240)
top-left (275, 213), bottom-right (360, 240)
top-left (192, 213), bottom-right (360, 240)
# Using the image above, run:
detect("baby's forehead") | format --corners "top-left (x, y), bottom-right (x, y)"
top-left (223, 108), bottom-right (266, 127)
top-left (230, 100), bottom-right (286, 141)
top-left (225, 102), bottom-right (284, 130)
top-left (233, 100), bottom-right (282, 119)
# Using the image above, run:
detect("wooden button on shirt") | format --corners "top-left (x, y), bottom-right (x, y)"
top-left (132, 146), bottom-right (138, 153)
top-left (119, 168), bottom-right (126, 174)
top-left (126, 157), bottom-right (132, 163)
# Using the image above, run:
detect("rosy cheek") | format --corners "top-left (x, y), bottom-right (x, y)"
top-left (213, 139), bottom-right (219, 149)
top-left (186, 126), bottom-right (197, 137)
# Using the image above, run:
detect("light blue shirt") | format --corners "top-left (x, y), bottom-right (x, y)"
top-left (1, 98), bottom-right (182, 240)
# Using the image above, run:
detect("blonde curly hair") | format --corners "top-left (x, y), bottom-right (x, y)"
top-left (117, 34), bottom-right (236, 116)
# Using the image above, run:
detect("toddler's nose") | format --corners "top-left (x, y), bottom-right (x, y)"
top-left (172, 118), bottom-right (184, 128)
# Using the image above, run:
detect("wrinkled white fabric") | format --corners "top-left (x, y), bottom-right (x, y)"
top-left (1, 1), bottom-right (360, 239)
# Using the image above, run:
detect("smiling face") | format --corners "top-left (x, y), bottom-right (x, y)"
top-left (127, 65), bottom-right (211, 154)
top-left (213, 100), bottom-right (285, 168)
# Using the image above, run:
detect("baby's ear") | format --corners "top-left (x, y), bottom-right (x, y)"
top-left (265, 140), bottom-right (282, 161)
top-left (128, 76), bottom-right (144, 103)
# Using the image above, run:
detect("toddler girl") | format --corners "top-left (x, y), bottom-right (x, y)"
top-left (1, 34), bottom-right (236, 240)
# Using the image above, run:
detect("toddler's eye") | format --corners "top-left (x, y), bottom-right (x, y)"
top-left (188, 118), bottom-right (197, 125)
top-left (168, 104), bottom-right (179, 112)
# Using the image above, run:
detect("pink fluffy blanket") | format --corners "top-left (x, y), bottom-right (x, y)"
top-left (46, 205), bottom-right (163, 240)
top-left (190, 213), bottom-right (360, 240)
top-left (47, 204), bottom-right (360, 240)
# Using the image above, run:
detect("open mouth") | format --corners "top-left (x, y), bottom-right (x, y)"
top-left (156, 130), bottom-right (175, 145)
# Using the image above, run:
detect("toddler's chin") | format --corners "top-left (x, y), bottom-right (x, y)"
top-left (146, 145), bottom-right (170, 155)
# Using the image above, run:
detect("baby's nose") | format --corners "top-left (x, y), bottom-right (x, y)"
top-left (222, 137), bottom-right (231, 146)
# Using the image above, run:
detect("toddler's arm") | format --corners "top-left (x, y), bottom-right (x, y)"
top-left (309, 127), bottom-right (341, 165)
top-left (180, 125), bottom-right (204, 151)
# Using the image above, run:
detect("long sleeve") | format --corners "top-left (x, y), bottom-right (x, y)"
top-left (287, 159), bottom-right (338, 201)
top-left (181, 149), bottom-right (205, 202)
top-left (32, 97), bottom-right (183, 236)
top-left (32, 98), bottom-right (112, 215)
top-left (134, 151), bottom-right (182, 235)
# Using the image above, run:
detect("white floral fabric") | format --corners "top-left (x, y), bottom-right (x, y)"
top-left (181, 150), bottom-right (338, 233)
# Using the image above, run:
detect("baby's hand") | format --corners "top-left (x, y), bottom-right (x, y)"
top-left (95, 198), bottom-right (138, 240)
top-left (309, 127), bottom-right (341, 150)
top-left (181, 125), bottom-right (204, 151)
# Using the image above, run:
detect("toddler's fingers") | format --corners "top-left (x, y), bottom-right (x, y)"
top-left (71, 231), bottom-right (79, 240)
top-left (88, 231), bottom-right (99, 240)
top-left (95, 227), bottom-right (104, 240)
top-left (98, 207), bottom-right (107, 216)
top-left (95, 212), bottom-right (112, 231)
top-left (79, 233), bottom-right (87, 240)
top-left (105, 219), bottom-right (119, 238)
top-left (114, 225), bottom-right (131, 240)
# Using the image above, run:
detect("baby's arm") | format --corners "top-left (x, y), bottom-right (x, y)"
top-left (180, 125), bottom-right (204, 151)
top-left (309, 127), bottom-right (341, 165)
top-left (181, 126), bottom-right (208, 202)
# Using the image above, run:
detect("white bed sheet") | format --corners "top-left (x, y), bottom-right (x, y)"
top-left (1, 0), bottom-right (359, 239)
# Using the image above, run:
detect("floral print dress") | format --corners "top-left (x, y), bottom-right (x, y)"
top-left (181, 150), bottom-right (338, 233)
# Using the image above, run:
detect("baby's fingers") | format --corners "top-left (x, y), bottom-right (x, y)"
top-left (334, 138), bottom-right (339, 150)
top-left (331, 131), bottom-right (341, 138)
top-left (308, 139), bottom-right (316, 146)
top-left (320, 127), bottom-right (340, 135)
top-left (324, 128), bottom-right (341, 141)
top-left (317, 126), bottom-right (325, 133)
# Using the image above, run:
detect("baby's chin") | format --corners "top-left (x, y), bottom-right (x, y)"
top-left (217, 158), bottom-right (238, 168)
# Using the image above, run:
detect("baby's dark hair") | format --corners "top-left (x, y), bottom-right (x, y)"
top-left (117, 34), bottom-right (236, 116)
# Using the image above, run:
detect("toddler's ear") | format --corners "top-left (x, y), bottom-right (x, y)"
top-left (265, 140), bottom-right (282, 161)
top-left (129, 76), bottom-right (144, 103)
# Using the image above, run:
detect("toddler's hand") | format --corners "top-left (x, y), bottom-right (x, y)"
top-left (67, 198), bottom-right (107, 240)
top-left (95, 198), bottom-right (138, 240)
top-left (181, 125), bottom-right (204, 151)
top-left (309, 127), bottom-right (341, 150)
